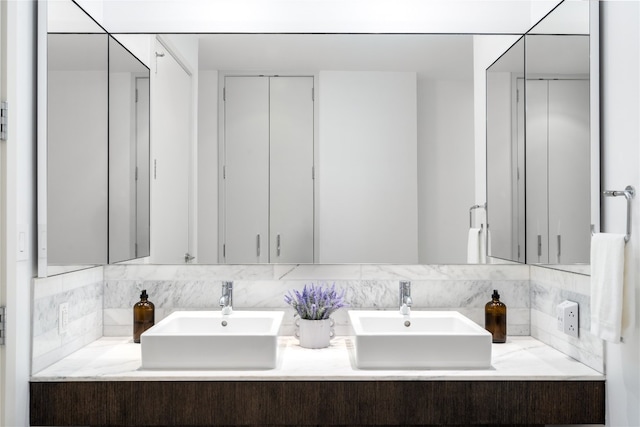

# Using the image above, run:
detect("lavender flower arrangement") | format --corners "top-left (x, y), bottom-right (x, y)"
top-left (284, 283), bottom-right (348, 320)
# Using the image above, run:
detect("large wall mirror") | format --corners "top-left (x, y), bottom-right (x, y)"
top-left (39, 0), bottom-right (598, 274)
top-left (486, 0), bottom-right (595, 273)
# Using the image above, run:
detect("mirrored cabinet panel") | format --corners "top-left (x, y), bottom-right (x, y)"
top-left (486, 0), bottom-right (594, 269)
top-left (43, 0), bottom-right (151, 275)
top-left (47, 32), bottom-right (109, 267)
top-left (525, 35), bottom-right (590, 265)
top-left (109, 37), bottom-right (151, 263)
top-left (486, 37), bottom-right (525, 263)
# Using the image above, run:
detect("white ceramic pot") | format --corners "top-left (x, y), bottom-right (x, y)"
top-left (295, 318), bottom-right (335, 349)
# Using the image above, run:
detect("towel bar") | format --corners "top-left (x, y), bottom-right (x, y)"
top-left (469, 203), bottom-right (487, 228)
top-left (599, 185), bottom-right (635, 243)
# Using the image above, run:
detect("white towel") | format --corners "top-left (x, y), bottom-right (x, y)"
top-left (467, 228), bottom-right (482, 264)
top-left (481, 226), bottom-right (490, 263)
top-left (590, 233), bottom-right (626, 342)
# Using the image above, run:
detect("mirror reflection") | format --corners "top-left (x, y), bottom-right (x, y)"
top-left (158, 34), bottom-right (477, 265)
top-left (46, 2), bottom-right (151, 273)
top-left (47, 32), bottom-right (109, 266)
top-left (525, 34), bottom-right (590, 264)
top-left (486, 0), bottom-right (592, 267)
top-left (109, 37), bottom-right (151, 263)
top-left (486, 37), bottom-right (525, 263)
top-left (42, 0), bottom-right (596, 273)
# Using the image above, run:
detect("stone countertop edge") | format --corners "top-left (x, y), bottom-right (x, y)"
top-left (30, 336), bottom-right (605, 382)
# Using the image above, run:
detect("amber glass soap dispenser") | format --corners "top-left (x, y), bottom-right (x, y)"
top-left (133, 290), bottom-right (155, 343)
top-left (485, 289), bottom-right (506, 343)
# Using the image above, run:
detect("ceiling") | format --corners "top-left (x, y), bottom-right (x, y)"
top-left (198, 34), bottom-right (474, 79)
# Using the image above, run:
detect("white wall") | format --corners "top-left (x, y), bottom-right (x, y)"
top-left (417, 77), bottom-right (474, 264)
top-left (197, 70), bottom-right (219, 263)
top-left (600, 2), bottom-right (640, 426)
top-left (2, 0), bottom-right (37, 425)
top-left (318, 71), bottom-right (418, 263)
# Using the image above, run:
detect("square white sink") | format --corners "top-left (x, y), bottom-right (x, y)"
top-left (348, 310), bottom-right (492, 369)
top-left (140, 310), bottom-right (284, 369)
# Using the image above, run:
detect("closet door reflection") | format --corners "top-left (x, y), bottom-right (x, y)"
top-left (525, 78), bottom-right (589, 264)
top-left (223, 76), bottom-right (270, 263)
top-left (223, 75), bottom-right (314, 263)
top-left (269, 77), bottom-right (314, 263)
top-left (547, 79), bottom-right (590, 264)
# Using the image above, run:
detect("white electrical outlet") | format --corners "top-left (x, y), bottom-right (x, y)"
top-left (557, 300), bottom-right (579, 337)
top-left (58, 302), bottom-right (69, 334)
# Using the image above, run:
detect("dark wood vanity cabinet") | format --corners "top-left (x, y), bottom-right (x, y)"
top-left (30, 380), bottom-right (604, 426)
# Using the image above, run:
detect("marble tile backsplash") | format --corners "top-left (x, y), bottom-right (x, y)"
top-left (530, 265), bottom-right (603, 372)
top-left (32, 266), bottom-right (104, 373)
top-left (32, 263), bottom-right (603, 375)
top-left (102, 264), bottom-right (531, 337)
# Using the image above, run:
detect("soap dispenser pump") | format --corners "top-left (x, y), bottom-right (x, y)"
top-left (485, 289), bottom-right (507, 343)
top-left (133, 289), bottom-right (155, 343)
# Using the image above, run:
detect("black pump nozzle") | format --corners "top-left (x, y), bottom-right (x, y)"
top-left (492, 289), bottom-right (500, 299)
top-left (140, 289), bottom-right (148, 299)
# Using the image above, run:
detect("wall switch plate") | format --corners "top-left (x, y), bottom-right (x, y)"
top-left (17, 224), bottom-right (28, 261)
top-left (557, 300), bottom-right (579, 337)
top-left (58, 302), bottom-right (69, 334)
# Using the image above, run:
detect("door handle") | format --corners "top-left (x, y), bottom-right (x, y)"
top-left (537, 235), bottom-right (542, 258)
top-left (256, 234), bottom-right (261, 257)
top-left (557, 234), bottom-right (561, 261)
top-left (277, 234), bottom-right (281, 257)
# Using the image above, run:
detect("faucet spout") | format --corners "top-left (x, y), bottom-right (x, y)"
top-left (399, 281), bottom-right (412, 315)
top-left (220, 281), bottom-right (233, 315)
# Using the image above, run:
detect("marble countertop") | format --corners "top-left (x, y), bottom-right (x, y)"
top-left (31, 336), bottom-right (604, 382)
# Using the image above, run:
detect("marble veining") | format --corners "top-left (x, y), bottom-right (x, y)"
top-left (104, 263), bottom-right (530, 282)
top-left (529, 264), bottom-right (603, 373)
top-left (101, 278), bottom-right (530, 338)
top-left (33, 269), bottom-right (104, 374)
top-left (31, 336), bottom-right (603, 382)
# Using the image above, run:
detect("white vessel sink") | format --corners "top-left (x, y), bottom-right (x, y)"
top-left (348, 310), bottom-right (492, 369)
top-left (140, 310), bottom-right (284, 369)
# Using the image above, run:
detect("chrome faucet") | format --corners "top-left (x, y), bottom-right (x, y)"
top-left (219, 281), bottom-right (233, 315)
top-left (399, 281), bottom-right (412, 315)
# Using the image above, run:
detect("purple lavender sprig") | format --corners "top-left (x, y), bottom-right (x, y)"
top-left (284, 282), bottom-right (348, 320)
